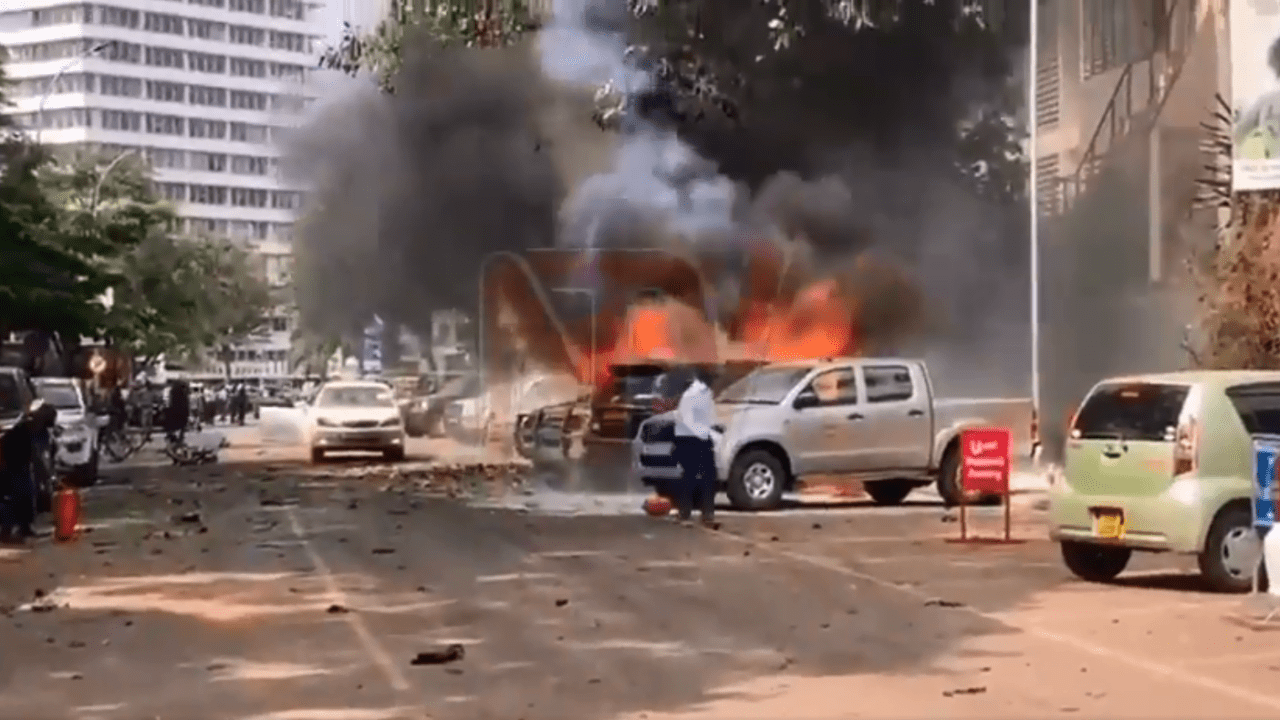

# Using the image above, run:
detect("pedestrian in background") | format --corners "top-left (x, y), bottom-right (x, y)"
top-left (215, 384), bottom-right (229, 424)
top-left (234, 384), bottom-right (248, 426)
top-left (673, 364), bottom-right (721, 527)
top-left (0, 402), bottom-right (58, 544)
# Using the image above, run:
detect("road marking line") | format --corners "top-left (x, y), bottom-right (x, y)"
top-left (284, 509), bottom-right (419, 701)
top-left (476, 572), bottom-right (558, 583)
top-left (710, 529), bottom-right (1280, 712)
top-left (535, 550), bottom-right (610, 558)
top-left (1180, 648), bottom-right (1280, 667)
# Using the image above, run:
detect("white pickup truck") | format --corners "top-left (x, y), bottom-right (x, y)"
top-left (632, 358), bottom-right (1036, 511)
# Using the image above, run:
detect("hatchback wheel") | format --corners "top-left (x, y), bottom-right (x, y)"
top-left (1061, 541), bottom-right (1131, 582)
top-left (1199, 505), bottom-right (1260, 593)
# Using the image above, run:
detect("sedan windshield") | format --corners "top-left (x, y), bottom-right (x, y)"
top-left (316, 386), bottom-right (395, 408)
top-left (36, 383), bottom-right (82, 410)
top-left (717, 366), bottom-right (812, 404)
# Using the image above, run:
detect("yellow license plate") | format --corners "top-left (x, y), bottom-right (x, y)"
top-left (1093, 512), bottom-right (1125, 539)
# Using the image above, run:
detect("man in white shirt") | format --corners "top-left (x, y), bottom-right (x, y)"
top-left (673, 365), bottom-right (722, 525)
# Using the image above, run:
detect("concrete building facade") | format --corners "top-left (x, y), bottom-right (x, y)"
top-left (1034, 0), bottom-right (1226, 281)
top-left (0, 0), bottom-right (323, 379)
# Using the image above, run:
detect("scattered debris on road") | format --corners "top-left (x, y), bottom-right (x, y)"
top-left (176, 512), bottom-right (202, 524)
top-left (924, 598), bottom-right (965, 608)
top-left (410, 643), bottom-right (465, 666)
top-left (555, 598), bottom-right (569, 607)
top-left (326, 604), bottom-right (349, 614)
top-left (943, 686), bottom-right (987, 697)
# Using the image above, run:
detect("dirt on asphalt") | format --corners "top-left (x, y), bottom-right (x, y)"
top-left (2, 451), bottom-right (1280, 720)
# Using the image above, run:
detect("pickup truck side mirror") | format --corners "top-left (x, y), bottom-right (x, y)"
top-left (793, 390), bottom-right (819, 410)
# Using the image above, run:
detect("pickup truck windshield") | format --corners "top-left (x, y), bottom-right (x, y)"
top-left (718, 366), bottom-right (812, 404)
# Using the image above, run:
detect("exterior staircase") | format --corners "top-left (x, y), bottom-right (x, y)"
top-left (1053, 0), bottom-right (1201, 214)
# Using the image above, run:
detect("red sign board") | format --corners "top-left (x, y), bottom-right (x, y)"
top-left (961, 427), bottom-right (1011, 495)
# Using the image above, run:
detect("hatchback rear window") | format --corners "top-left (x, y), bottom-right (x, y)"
top-left (1073, 382), bottom-right (1189, 441)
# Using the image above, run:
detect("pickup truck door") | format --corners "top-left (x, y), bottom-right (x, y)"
top-left (785, 366), bottom-right (861, 475)
top-left (856, 363), bottom-right (932, 470)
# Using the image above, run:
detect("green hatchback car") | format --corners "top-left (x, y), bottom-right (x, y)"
top-left (1049, 371), bottom-right (1280, 593)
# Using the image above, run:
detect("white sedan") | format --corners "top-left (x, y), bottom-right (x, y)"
top-left (33, 377), bottom-right (104, 483)
top-left (305, 381), bottom-right (406, 463)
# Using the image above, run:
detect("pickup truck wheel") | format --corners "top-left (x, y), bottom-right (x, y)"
top-left (1061, 541), bottom-right (1131, 582)
top-left (727, 450), bottom-right (786, 511)
top-left (864, 479), bottom-right (914, 506)
top-left (936, 446), bottom-right (997, 507)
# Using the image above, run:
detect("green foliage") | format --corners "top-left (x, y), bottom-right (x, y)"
top-left (108, 233), bottom-right (274, 367)
top-left (319, 0), bottom-right (542, 92)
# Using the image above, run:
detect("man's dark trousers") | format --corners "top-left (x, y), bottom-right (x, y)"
top-left (673, 435), bottom-right (716, 520)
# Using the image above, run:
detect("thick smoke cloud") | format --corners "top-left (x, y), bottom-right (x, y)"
top-left (287, 37), bottom-right (565, 338)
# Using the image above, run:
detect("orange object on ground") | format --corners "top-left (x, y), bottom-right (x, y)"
top-left (54, 486), bottom-right (80, 542)
top-left (643, 495), bottom-right (672, 517)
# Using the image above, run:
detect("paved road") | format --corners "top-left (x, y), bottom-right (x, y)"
top-left (2, 450), bottom-right (1280, 720)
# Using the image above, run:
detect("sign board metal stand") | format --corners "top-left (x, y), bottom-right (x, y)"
top-left (946, 427), bottom-right (1025, 545)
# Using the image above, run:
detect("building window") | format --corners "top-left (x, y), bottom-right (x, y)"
top-left (270, 94), bottom-right (306, 114)
top-left (230, 122), bottom-right (269, 143)
top-left (1081, 0), bottom-right (1157, 78)
top-left (188, 217), bottom-right (229, 234)
top-left (145, 113), bottom-right (184, 135)
top-left (230, 155), bottom-right (269, 175)
top-left (230, 90), bottom-right (268, 111)
top-left (15, 108), bottom-right (91, 129)
top-left (145, 80), bottom-right (185, 103)
top-left (190, 151), bottom-right (228, 171)
top-left (189, 119), bottom-right (228, 139)
top-left (230, 58), bottom-right (266, 78)
top-left (15, 5), bottom-right (94, 28)
top-left (97, 6), bottom-right (139, 28)
top-left (270, 63), bottom-right (306, 83)
top-left (188, 52), bottom-right (227, 73)
top-left (229, 24), bottom-right (265, 45)
top-left (189, 185), bottom-right (228, 205)
top-left (11, 73), bottom-right (95, 97)
top-left (270, 317), bottom-right (289, 332)
top-left (269, 0), bottom-right (304, 19)
top-left (143, 12), bottom-right (185, 35)
top-left (145, 46), bottom-right (185, 69)
top-left (187, 18), bottom-right (227, 40)
top-left (100, 109), bottom-right (142, 131)
top-left (155, 182), bottom-right (187, 201)
top-left (101, 40), bottom-right (142, 63)
top-left (147, 147), bottom-right (186, 168)
top-left (270, 191), bottom-right (300, 210)
top-left (229, 0), bottom-right (266, 14)
top-left (189, 0), bottom-right (227, 7)
top-left (269, 30), bottom-right (308, 52)
top-left (231, 188), bottom-right (268, 207)
top-left (99, 75), bottom-right (143, 97)
top-left (270, 222), bottom-right (293, 242)
top-left (189, 85), bottom-right (227, 106)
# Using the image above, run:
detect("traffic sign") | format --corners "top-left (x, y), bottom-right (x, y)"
top-left (88, 355), bottom-right (106, 375)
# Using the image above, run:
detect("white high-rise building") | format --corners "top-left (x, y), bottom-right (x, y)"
top-left (0, 0), bottom-right (326, 381)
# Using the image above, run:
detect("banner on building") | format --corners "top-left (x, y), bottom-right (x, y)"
top-left (1232, 0), bottom-right (1280, 190)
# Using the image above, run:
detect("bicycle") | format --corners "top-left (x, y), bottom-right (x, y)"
top-left (99, 410), bottom-right (157, 463)
top-left (161, 428), bottom-right (221, 466)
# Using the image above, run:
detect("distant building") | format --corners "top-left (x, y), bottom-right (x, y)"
top-left (1034, 0), bottom-right (1224, 282)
